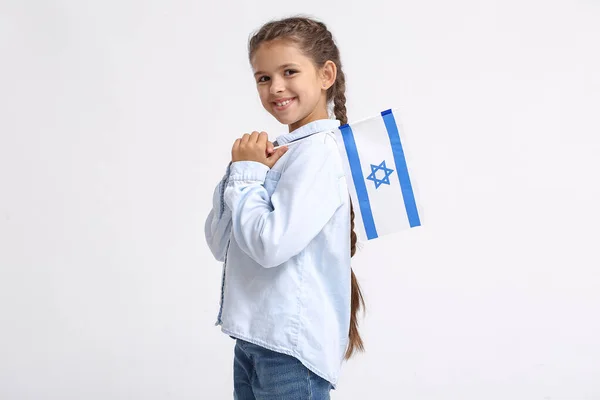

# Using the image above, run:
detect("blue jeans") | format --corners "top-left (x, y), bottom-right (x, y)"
top-left (233, 339), bottom-right (332, 400)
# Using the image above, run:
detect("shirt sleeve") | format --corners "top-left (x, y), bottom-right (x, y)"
top-left (204, 163), bottom-right (233, 262)
top-left (224, 140), bottom-right (343, 268)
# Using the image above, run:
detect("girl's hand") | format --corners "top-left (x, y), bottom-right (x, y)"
top-left (232, 131), bottom-right (288, 169)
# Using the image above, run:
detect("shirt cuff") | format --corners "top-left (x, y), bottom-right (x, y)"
top-left (228, 161), bottom-right (269, 183)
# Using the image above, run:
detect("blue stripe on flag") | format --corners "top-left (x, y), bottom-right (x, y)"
top-left (339, 123), bottom-right (378, 239)
top-left (381, 109), bottom-right (421, 228)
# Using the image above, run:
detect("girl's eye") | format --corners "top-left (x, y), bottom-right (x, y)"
top-left (257, 70), bottom-right (298, 84)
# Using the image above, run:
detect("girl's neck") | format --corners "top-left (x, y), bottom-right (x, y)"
top-left (289, 107), bottom-right (329, 132)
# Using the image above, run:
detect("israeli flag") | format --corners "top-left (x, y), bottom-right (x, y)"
top-left (334, 109), bottom-right (421, 241)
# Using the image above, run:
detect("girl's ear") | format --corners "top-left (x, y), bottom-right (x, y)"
top-left (320, 60), bottom-right (337, 90)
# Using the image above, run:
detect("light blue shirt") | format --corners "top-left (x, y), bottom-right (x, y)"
top-left (204, 118), bottom-right (351, 387)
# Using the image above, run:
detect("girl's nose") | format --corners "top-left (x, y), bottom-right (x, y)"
top-left (269, 77), bottom-right (285, 94)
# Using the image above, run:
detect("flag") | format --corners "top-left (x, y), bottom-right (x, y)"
top-left (334, 108), bottom-right (421, 241)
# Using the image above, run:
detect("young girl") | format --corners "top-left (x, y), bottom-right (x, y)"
top-left (205, 16), bottom-right (365, 399)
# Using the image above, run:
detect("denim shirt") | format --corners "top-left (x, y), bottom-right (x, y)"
top-left (204, 118), bottom-right (351, 387)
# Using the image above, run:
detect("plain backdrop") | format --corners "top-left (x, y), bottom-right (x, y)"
top-left (1, 0), bottom-right (599, 399)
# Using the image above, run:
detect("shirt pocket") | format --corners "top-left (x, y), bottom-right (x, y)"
top-left (263, 170), bottom-right (281, 197)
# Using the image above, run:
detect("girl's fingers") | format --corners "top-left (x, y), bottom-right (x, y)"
top-left (267, 146), bottom-right (288, 167)
top-left (266, 141), bottom-right (274, 155)
top-left (257, 131), bottom-right (269, 146)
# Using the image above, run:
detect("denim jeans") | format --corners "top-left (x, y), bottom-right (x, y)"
top-left (233, 339), bottom-right (332, 400)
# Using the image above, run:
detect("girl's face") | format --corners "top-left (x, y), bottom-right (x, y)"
top-left (251, 40), bottom-right (334, 132)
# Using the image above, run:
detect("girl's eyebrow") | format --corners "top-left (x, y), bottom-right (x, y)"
top-left (253, 63), bottom-right (301, 77)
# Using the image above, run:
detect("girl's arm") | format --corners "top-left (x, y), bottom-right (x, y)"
top-left (204, 163), bottom-right (233, 262)
top-left (224, 140), bottom-right (344, 268)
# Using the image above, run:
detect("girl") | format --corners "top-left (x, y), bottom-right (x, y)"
top-left (205, 16), bottom-right (365, 399)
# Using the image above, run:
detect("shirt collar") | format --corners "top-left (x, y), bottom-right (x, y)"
top-left (274, 119), bottom-right (341, 146)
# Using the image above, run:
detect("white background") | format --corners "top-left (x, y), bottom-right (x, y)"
top-left (1, 0), bottom-right (599, 399)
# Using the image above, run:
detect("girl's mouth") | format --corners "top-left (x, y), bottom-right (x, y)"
top-left (273, 97), bottom-right (296, 111)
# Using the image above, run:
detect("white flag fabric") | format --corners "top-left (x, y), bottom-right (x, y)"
top-left (334, 108), bottom-right (421, 241)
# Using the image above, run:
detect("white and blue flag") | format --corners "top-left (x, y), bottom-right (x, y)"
top-left (334, 108), bottom-right (421, 241)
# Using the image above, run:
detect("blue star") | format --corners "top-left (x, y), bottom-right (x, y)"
top-left (366, 160), bottom-right (394, 189)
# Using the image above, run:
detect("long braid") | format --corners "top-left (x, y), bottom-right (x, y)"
top-left (331, 66), bottom-right (365, 360)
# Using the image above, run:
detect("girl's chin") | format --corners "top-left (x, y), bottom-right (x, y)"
top-left (272, 113), bottom-right (297, 125)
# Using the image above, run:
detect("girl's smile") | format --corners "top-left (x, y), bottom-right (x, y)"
top-left (272, 97), bottom-right (296, 112)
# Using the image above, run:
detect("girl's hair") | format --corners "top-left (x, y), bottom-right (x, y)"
top-left (248, 16), bottom-right (365, 360)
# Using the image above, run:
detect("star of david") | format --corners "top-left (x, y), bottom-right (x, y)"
top-left (366, 160), bottom-right (394, 189)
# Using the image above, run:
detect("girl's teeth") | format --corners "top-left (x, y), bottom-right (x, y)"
top-left (276, 99), bottom-right (292, 106)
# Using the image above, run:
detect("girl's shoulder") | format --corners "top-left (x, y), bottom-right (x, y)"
top-left (275, 130), bottom-right (343, 174)
top-left (291, 129), bottom-right (339, 153)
